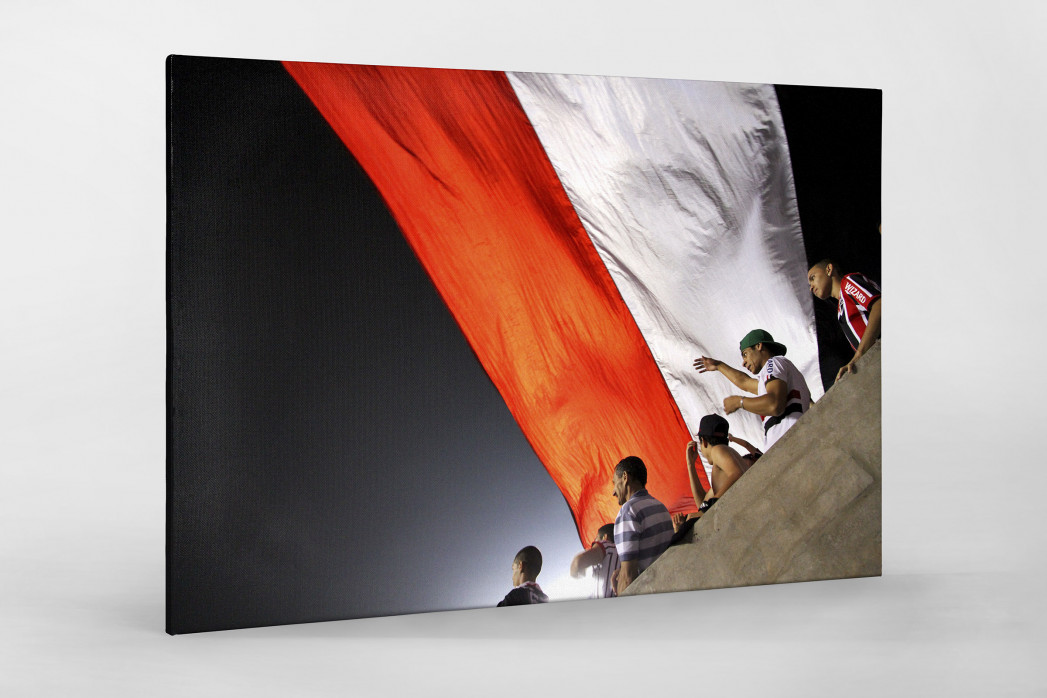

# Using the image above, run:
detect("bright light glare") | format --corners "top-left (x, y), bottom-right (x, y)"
top-left (542, 570), bottom-right (593, 602)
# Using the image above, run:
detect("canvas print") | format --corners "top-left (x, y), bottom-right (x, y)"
top-left (167, 55), bottom-right (881, 633)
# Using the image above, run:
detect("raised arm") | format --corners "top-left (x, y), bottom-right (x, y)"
top-left (728, 434), bottom-right (761, 456)
top-left (570, 544), bottom-right (605, 578)
top-left (837, 298), bottom-right (881, 382)
top-left (693, 356), bottom-right (758, 394)
top-left (685, 441), bottom-right (708, 510)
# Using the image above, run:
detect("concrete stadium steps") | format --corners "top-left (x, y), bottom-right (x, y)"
top-left (624, 341), bottom-right (882, 596)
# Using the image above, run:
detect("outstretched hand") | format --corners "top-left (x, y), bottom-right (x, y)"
top-left (694, 356), bottom-right (721, 373)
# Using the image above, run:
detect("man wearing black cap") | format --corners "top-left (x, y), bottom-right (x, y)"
top-left (686, 414), bottom-right (746, 516)
top-left (693, 329), bottom-right (812, 451)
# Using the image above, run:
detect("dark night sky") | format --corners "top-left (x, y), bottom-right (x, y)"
top-left (167, 57), bottom-right (588, 633)
top-left (167, 56), bottom-right (880, 633)
top-left (776, 82), bottom-right (882, 387)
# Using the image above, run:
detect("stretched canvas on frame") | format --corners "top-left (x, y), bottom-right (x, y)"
top-left (167, 55), bottom-right (881, 634)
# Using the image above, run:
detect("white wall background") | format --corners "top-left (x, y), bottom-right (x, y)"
top-left (2, 1), bottom-right (1044, 695)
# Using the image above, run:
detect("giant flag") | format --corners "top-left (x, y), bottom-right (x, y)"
top-left (283, 62), bottom-right (823, 544)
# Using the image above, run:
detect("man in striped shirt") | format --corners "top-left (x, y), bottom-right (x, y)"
top-left (569, 523), bottom-right (620, 599)
top-left (611, 456), bottom-right (674, 594)
top-left (808, 259), bottom-right (882, 382)
top-left (694, 329), bottom-right (812, 452)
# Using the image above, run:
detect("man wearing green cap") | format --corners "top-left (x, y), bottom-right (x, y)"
top-left (693, 329), bottom-right (812, 451)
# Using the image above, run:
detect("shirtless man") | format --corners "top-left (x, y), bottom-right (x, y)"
top-left (686, 414), bottom-right (745, 516)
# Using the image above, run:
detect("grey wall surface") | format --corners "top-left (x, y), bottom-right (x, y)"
top-left (627, 342), bottom-right (881, 595)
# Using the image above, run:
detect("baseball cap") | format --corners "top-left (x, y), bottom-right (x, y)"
top-left (739, 328), bottom-right (787, 356)
top-left (696, 414), bottom-right (729, 440)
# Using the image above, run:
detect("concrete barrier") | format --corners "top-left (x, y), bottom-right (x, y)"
top-left (623, 341), bottom-right (881, 596)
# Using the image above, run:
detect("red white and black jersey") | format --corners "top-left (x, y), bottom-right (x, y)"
top-left (756, 356), bottom-right (812, 451)
top-left (837, 273), bottom-right (881, 350)
top-left (590, 538), bottom-right (620, 599)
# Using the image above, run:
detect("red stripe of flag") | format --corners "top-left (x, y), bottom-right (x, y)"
top-left (283, 62), bottom-right (705, 543)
